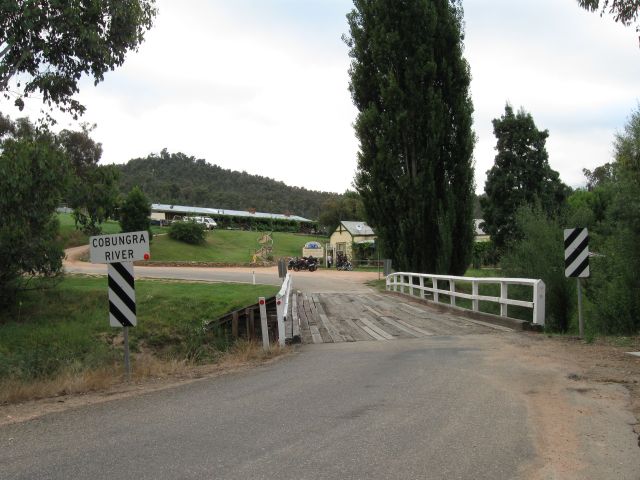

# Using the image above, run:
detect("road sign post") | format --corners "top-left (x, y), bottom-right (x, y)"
top-left (123, 325), bottom-right (131, 381)
top-left (90, 231), bottom-right (150, 379)
top-left (564, 228), bottom-right (589, 338)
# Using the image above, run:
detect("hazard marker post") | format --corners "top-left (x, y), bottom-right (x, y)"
top-left (258, 297), bottom-right (269, 351)
top-left (90, 231), bottom-right (150, 380)
top-left (564, 228), bottom-right (589, 338)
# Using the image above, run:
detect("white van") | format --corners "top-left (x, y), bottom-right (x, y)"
top-left (191, 216), bottom-right (217, 230)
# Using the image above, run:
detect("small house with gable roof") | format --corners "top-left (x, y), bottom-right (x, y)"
top-left (329, 221), bottom-right (376, 260)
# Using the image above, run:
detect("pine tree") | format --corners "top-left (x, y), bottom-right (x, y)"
top-left (481, 104), bottom-right (568, 251)
top-left (345, 0), bottom-right (475, 274)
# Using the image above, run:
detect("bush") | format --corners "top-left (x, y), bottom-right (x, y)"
top-left (585, 173), bottom-right (640, 334)
top-left (471, 241), bottom-right (499, 268)
top-left (169, 221), bottom-right (206, 244)
top-left (119, 186), bottom-right (152, 238)
top-left (500, 206), bottom-right (574, 332)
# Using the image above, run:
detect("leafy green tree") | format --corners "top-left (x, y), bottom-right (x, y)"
top-left (345, 0), bottom-right (476, 274)
top-left (319, 190), bottom-right (365, 233)
top-left (481, 104), bottom-right (568, 251)
top-left (58, 125), bottom-right (103, 174)
top-left (0, 116), bottom-right (69, 305)
top-left (60, 125), bottom-right (119, 235)
top-left (577, 1), bottom-right (640, 34)
top-left (585, 106), bottom-right (640, 334)
top-left (0, 1), bottom-right (157, 117)
top-left (583, 163), bottom-right (615, 191)
top-left (69, 165), bottom-right (120, 236)
top-left (119, 186), bottom-right (151, 237)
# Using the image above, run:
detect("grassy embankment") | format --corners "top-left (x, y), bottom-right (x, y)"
top-left (57, 213), bottom-right (121, 248)
top-left (149, 230), bottom-right (328, 264)
top-left (0, 276), bottom-right (279, 404)
top-left (57, 213), bottom-right (327, 264)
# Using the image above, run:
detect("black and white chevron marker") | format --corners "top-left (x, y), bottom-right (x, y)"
top-left (108, 262), bottom-right (136, 327)
top-left (564, 228), bottom-right (589, 278)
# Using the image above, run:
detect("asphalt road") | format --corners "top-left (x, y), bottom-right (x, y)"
top-left (0, 336), bottom-right (533, 480)
top-left (6, 249), bottom-right (635, 479)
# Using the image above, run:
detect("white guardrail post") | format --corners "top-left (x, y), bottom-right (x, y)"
top-left (472, 280), bottom-right (479, 312)
top-left (433, 277), bottom-right (439, 303)
top-left (500, 282), bottom-right (508, 317)
top-left (533, 280), bottom-right (546, 327)
top-left (449, 279), bottom-right (456, 306)
top-left (276, 273), bottom-right (292, 347)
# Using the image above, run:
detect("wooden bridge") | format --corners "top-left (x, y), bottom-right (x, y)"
top-left (291, 291), bottom-right (512, 344)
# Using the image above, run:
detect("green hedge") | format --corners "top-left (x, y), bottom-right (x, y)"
top-left (169, 221), bottom-right (205, 244)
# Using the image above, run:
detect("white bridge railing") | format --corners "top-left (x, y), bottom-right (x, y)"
top-left (386, 272), bottom-right (546, 326)
top-left (276, 273), bottom-right (293, 346)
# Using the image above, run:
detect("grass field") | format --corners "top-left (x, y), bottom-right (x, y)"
top-left (57, 213), bottom-right (163, 248)
top-left (57, 213), bottom-right (327, 263)
top-left (57, 213), bottom-right (122, 248)
top-left (149, 230), bottom-right (328, 263)
top-left (0, 276), bottom-right (278, 385)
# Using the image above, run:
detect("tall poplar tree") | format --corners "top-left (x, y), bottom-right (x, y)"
top-left (345, 0), bottom-right (475, 274)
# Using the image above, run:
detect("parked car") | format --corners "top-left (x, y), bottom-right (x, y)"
top-left (189, 216), bottom-right (217, 230)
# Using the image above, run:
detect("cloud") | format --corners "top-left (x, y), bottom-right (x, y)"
top-left (465, 0), bottom-right (640, 190)
top-left (1, 0), bottom-right (638, 196)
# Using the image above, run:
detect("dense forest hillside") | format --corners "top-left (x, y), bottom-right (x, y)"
top-left (115, 150), bottom-right (341, 220)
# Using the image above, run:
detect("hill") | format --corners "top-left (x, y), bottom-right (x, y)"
top-left (115, 150), bottom-right (340, 220)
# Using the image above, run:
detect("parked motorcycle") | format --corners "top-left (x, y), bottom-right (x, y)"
top-left (336, 253), bottom-right (353, 271)
top-left (291, 256), bottom-right (318, 272)
top-left (306, 257), bottom-right (318, 272)
top-left (337, 261), bottom-right (353, 271)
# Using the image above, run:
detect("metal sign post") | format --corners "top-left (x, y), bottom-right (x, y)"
top-left (123, 326), bottom-right (131, 381)
top-left (90, 231), bottom-right (150, 380)
top-left (577, 280), bottom-right (584, 339)
top-left (564, 228), bottom-right (590, 338)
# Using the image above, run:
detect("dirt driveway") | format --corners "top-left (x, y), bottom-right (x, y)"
top-left (63, 244), bottom-right (380, 292)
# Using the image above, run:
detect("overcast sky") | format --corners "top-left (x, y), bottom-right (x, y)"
top-left (5, 0), bottom-right (640, 195)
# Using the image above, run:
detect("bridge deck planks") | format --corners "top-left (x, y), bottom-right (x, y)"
top-left (294, 291), bottom-right (505, 344)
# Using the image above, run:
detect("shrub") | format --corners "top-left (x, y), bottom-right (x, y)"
top-left (500, 206), bottom-right (574, 332)
top-left (169, 221), bottom-right (205, 245)
top-left (471, 241), bottom-right (498, 268)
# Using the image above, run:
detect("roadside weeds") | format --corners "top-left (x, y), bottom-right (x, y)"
top-left (0, 341), bottom-right (291, 425)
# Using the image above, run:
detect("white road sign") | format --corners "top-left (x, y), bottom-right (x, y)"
top-left (89, 231), bottom-right (150, 264)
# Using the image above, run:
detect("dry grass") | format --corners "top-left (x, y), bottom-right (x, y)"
top-left (0, 342), bottom-right (290, 405)
top-left (220, 339), bottom-right (288, 365)
top-left (0, 367), bottom-right (120, 404)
